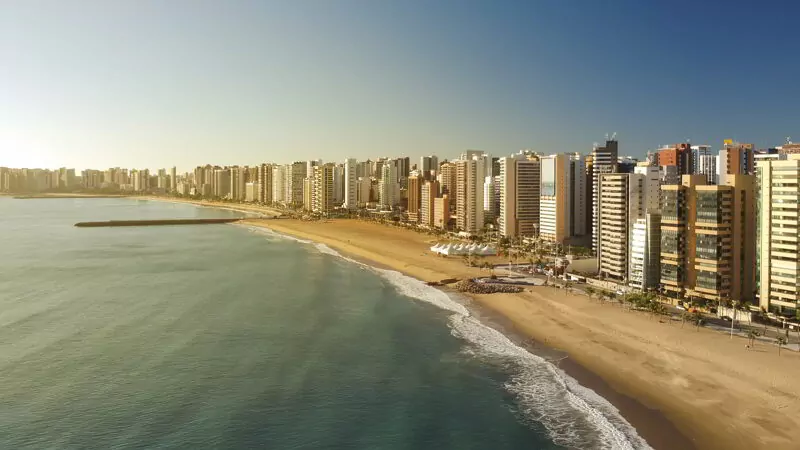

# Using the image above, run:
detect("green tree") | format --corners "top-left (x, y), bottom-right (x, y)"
top-left (585, 286), bottom-right (596, 300)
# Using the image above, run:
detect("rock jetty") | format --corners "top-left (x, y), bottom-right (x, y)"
top-left (454, 279), bottom-right (523, 294)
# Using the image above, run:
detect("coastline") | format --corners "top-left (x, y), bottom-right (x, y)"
top-left (240, 217), bottom-right (800, 450)
top-left (137, 196), bottom-right (284, 218)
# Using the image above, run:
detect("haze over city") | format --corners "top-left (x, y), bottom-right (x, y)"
top-left (2, 0), bottom-right (798, 171)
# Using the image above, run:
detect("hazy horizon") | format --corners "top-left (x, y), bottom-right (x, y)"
top-left (2, 0), bottom-right (798, 172)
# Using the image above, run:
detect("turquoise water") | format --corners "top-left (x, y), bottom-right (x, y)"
top-left (0, 198), bottom-right (649, 449)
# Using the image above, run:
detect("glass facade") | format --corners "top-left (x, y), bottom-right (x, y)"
top-left (661, 190), bottom-right (684, 222)
top-left (696, 191), bottom-right (722, 222)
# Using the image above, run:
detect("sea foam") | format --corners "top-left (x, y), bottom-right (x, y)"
top-left (258, 227), bottom-right (652, 450)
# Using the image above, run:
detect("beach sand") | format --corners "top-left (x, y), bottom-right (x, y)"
top-left (244, 218), bottom-right (800, 450)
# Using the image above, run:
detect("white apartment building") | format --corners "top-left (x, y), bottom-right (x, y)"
top-left (498, 155), bottom-right (540, 238)
top-left (628, 212), bottom-right (661, 290)
top-left (758, 156), bottom-right (800, 314)
top-left (597, 173), bottom-right (648, 282)
top-left (344, 158), bottom-right (357, 209)
top-left (379, 164), bottom-right (399, 209)
top-left (271, 165), bottom-right (285, 204)
top-left (539, 154), bottom-right (572, 243)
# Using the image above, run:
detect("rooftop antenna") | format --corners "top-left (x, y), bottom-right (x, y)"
top-left (611, 132), bottom-right (617, 141)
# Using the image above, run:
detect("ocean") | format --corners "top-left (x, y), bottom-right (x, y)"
top-left (0, 197), bottom-right (650, 449)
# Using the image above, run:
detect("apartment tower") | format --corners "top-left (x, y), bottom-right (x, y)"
top-left (757, 157), bottom-right (800, 314)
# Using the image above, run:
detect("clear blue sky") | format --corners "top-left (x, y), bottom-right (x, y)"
top-left (1, 0), bottom-right (797, 171)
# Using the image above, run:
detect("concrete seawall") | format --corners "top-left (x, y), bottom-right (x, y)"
top-left (74, 218), bottom-right (242, 228)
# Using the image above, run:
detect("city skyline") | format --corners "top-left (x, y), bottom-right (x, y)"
top-left (2, 1), bottom-right (798, 170)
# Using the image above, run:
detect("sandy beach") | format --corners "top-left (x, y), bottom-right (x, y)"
top-left (243, 218), bottom-right (800, 450)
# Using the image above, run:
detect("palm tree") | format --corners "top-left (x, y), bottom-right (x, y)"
top-left (776, 336), bottom-right (788, 355)
top-left (564, 281), bottom-right (573, 294)
top-left (585, 286), bottom-right (596, 300)
top-left (607, 292), bottom-right (616, 306)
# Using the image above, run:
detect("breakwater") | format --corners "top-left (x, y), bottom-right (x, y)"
top-left (74, 218), bottom-right (241, 228)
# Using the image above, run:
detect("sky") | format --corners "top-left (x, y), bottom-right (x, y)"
top-left (1, 0), bottom-right (798, 172)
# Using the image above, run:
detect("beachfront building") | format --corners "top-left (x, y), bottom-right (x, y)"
top-left (344, 158), bottom-right (357, 209)
top-left (213, 169), bottom-right (230, 199)
top-left (483, 176), bottom-right (496, 222)
top-left (245, 182), bottom-right (258, 202)
top-left (438, 162), bottom-right (457, 203)
top-left (356, 177), bottom-right (371, 206)
top-left (284, 162), bottom-right (307, 206)
top-left (378, 163), bottom-right (399, 210)
top-left (455, 157), bottom-right (485, 234)
top-left (271, 165), bottom-right (285, 204)
top-left (597, 173), bottom-right (652, 283)
top-left (434, 194), bottom-right (450, 230)
top-left (660, 174), bottom-right (756, 304)
top-left (757, 156), bottom-right (800, 315)
top-left (407, 172), bottom-right (422, 222)
top-left (311, 163), bottom-right (335, 214)
top-left (258, 164), bottom-right (273, 204)
top-left (591, 139), bottom-right (619, 253)
top-left (420, 180), bottom-right (439, 228)
top-left (498, 154), bottom-right (540, 238)
top-left (229, 166), bottom-right (246, 201)
top-left (170, 167), bottom-right (177, 192)
top-left (539, 154), bottom-right (572, 244)
top-left (303, 178), bottom-right (312, 211)
top-left (569, 153), bottom-right (588, 237)
top-left (628, 212), bottom-right (661, 290)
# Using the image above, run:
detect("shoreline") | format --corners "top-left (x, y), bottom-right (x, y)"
top-left (238, 217), bottom-right (800, 450)
top-left (137, 196), bottom-right (285, 218)
top-left (242, 219), bottom-right (693, 450)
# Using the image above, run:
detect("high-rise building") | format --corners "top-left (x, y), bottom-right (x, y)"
top-left (483, 176), bottom-right (496, 222)
top-left (303, 177), bottom-right (313, 211)
top-left (498, 155), bottom-right (540, 238)
top-left (157, 169), bottom-right (167, 190)
top-left (258, 164), bottom-right (273, 203)
top-left (633, 164), bottom-right (662, 213)
top-left (271, 165), bottom-right (285, 204)
top-left (757, 157), bottom-right (800, 314)
top-left (455, 158), bottom-right (485, 234)
top-left (691, 145), bottom-right (716, 175)
top-left (434, 194), bottom-right (450, 229)
top-left (539, 154), bottom-right (572, 244)
top-left (628, 212), bottom-right (662, 290)
top-left (356, 177), bottom-right (372, 206)
top-left (597, 173), bottom-right (649, 282)
top-left (214, 169), bottom-right (230, 198)
top-left (312, 163), bottom-right (335, 214)
top-left (420, 180), bottom-right (439, 228)
top-left (407, 173), bottom-right (422, 222)
top-left (378, 163), bottom-right (399, 209)
top-left (344, 158), bottom-right (357, 209)
top-left (332, 164), bottom-right (344, 205)
top-left (718, 141), bottom-right (755, 177)
top-left (170, 167), bottom-right (177, 192)
top-left (229, 166), bottom-right (246, 201)
top-left (660, 175), bottom-right (756, 304)
top-left (592, 139), bottom-right (619, 253)
top-left (287, 162), bottom-right (307, 206)
top-left (245, 182), bottom-right (258, 202)
top-left (659, 143), bottom-right (693, 175)
top-left (438, 162), bottom-right (457, 201)
top-left (569, 154), bottom-right (588, 237)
